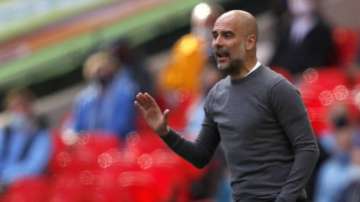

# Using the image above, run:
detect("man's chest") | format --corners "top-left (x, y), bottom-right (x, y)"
top-left (210, 90), bottom-right (277, 140)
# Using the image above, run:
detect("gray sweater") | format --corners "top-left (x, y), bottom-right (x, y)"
top-left (162, 65), bottom-right (319, 202)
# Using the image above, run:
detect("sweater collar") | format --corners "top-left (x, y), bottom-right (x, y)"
top-left (244, 61), bottom-right (261, 78)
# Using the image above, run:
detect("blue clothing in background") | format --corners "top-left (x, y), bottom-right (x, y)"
top-left (71, 70), bottom-right (138, 139)
top-left (0, 127), bottom-right (51, 184)
top-left (315, 154), bottom-right (352, 202)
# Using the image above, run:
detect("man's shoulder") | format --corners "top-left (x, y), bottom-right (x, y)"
top-left (207, 76), bottom-right (230, 95)
top-left (260, 67), bottom-right (302, 99)
top-left (259, 65), bottom-right (286, 87)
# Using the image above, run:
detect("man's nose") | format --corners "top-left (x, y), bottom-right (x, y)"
top-left (212, 36), bottom-right (224, 48)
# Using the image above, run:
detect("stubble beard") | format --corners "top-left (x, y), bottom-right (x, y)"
top-left (215, 44), bottom-right (246, 77)
top-left (217, 58), bottom-right (244, 76)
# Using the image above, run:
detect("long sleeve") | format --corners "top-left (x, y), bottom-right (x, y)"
top-left (161, 112), bottom-right (220, 169)
top-left (270, 79), bottom-right (320, 202)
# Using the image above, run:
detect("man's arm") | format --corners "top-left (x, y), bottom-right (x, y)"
top-left (161, 114), bottom-right (220, 168)
top-left (135, 92), bottom-right (220, 168)
top-left (270, 80), bottom-right (320, 202)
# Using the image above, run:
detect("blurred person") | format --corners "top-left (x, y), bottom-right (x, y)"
top-left (0, 88), bottom-right (51, 194)
top-left (314, 105), bottom-right (354, 202)
top-left (319, 104), bottom-right (352, 154)
top-left (135, 10), bottom-right (319, 202)
top-left (109, 38), bottom-right (154, 93)
top-left (336, 134), bottom-right (360, 202)
top-left (159, 2), bottom-right (223, 94)
top-left (270, 0), bottom-right (337, 77)
top-left (67, 51), bottom-right (138, 141)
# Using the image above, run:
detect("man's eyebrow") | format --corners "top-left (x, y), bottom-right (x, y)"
top-left (213, 29), bottom-right (233, 33)
top-left (218, 30), bottom-right (235, 36)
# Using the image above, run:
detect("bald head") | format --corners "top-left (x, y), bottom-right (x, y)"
top-left (215, 10), bottom-right (258, 39)
top-left (212, 10), bottom-right (258, 78)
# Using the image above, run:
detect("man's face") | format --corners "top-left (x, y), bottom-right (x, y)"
top-left (87, 57), bottom-right (117, 86)
top-left (211, 17), bottom-right (246, 75)
top-left (8, 96), bottom-right (32, 115)
top-left (335, 127), bottom-right (353, 152)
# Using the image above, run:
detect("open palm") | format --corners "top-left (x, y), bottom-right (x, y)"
top-left (134, 92), bottom-right (169, 136)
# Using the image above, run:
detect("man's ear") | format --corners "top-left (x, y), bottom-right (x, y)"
top-left (246, 34), bottom-right (256, 50)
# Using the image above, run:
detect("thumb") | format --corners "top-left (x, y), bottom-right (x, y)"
top-left (163, 109), bottom-right (170, 121)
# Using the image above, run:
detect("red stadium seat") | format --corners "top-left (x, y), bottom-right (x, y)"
top-left (47, 173), bottom-right (88, 202)
top-left (332, 28), bottom-right (359, 67)
top-left (48, 132), bottom-right (71, 175)
top-left (49, 132), bottom-right (121, 175)
top-left (298, 67), bottom-right (350, 135)
top-left (1, 177), bottom-right (49, 202)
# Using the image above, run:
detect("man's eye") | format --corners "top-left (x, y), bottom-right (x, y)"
top-left (212, 32), bottom-right (218, 39)
top-left (224, 33), bottom-right (233, 38)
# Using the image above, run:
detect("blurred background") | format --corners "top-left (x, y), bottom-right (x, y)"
top-left (0, 0), bottom-right (359, 201)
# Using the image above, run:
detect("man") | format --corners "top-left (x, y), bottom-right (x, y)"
top-left (68, 51), bottom-right (138, 140)
top-left (315, 105), bottom-right (354, 202)
top-left (135, 10), bottom-right (319, 202)
top-left (270, 0), bottom-right (336, 76)
top-left (0, 88), bottom-right (51, 194)
top-left (337, 134), bottom-right (360, 202)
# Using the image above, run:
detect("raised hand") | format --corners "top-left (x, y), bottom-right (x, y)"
top-left (134, 92), bottom-right (170, 136)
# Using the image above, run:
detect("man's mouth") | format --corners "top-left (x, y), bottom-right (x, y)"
top-left (216, 51), bottom-right (230, 63)
top-left (216, 47), bottom-right (230, 56)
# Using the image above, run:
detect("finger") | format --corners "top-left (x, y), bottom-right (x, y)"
top-left (135, 93), bottom-right (148, 107)
top-left (144, 92), bottom-right (158, 107)
top-left (137, 92), bottom-right (155, 109)
top-left (135, 92), bottom-right (142, 101)
top-left (134, 100), bottom-right (146, 114)
top-left (135, 92), bottom-right (145, 101)
top-left (163, 109), bottom-right (170, 121)
top-left (140, 95), bottom-right (154, 109)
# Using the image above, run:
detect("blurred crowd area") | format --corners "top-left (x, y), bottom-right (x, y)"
top-left (0, 0), bottom-right (360, 202)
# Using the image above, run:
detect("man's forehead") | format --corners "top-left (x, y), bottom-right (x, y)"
top-left (213, 15), bottom-right (238, 31)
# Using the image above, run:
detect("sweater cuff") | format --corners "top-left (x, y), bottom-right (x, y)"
top-left (160, 129), bottom-right (180, 148)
